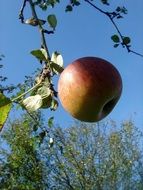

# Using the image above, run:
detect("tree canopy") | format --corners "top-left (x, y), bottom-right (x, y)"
top-left (1, 114), bottom-right (143, 189)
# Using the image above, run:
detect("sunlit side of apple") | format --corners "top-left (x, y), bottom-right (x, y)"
top-left (58, 57), bottom-right (122, 122)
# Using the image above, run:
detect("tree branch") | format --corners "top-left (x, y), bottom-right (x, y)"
top-left (84, 0), bottom-right (143, 58)
top-left (55, 153), bottom-right (75, 190)
top-left (19, 0), bottom-right (27, 23)
top-left (27, 0), bottom-right (50, 59)
top-left (55, 130), bottom-right (87, 189)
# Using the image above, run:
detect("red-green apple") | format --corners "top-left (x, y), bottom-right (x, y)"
top-left (58, 57), bottom-right (122, 122)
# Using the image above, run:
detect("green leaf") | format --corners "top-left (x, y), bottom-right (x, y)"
top-left (50, 99), bottom-right (58, 111)
top-left (23, 95), bottom-right (43, 111)
top-left (72, 0), bottom-right (80, 6)
top-left (51, 62), bottom-right (64, 75)
top-left (48, 116), bottom-right (54, 128)
top-left (116, 6), bottom-right (121, 12)
top-left (0, 93), bottom-right (12, 131)
top-left (114, 44), bottom-right (119, 48)
top-left (121, 6), bottom-right (128, 14)
top-left (111, 35), bottom-right (120, 43)
top-left (117, 15), bottom-right (123, 19)
top-left (37, 86), bottom-right (51, 97)
top-left (101, 0), bottom-right (109, 5)
top-left (39, 3), bottom-right (47, 10)
top-left (51, 52), bottom-right (63, 66)
top-left (31, 48), bottom-right (48, 62)
top-left (38, 85), bottom-right (52, 109)
top-left (47, 14), bottom-right (57, 30)
top-left (123, 37), bottom-right (131, 45)
top-left (46, 0), bottom-right (59, 7)
top-left (65, 5), bottom-right (73, 12)
top-left (41, 96), bottom-right (52, 109)
top-left (74, 1), bottom-right (80, 6)
top-left (51, 52), bottom-right (64, 74)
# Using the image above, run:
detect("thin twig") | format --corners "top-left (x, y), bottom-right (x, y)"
top-left (84, 0), bottom-right (143, 58)
top-left (28, 0), bottom-right (51, 58)
top-left (11, 82), bottom-right (41, 102)
top-left (19, 0), bottom-right (27, 23)
top-left (56, 130), bottom-right (87, 189)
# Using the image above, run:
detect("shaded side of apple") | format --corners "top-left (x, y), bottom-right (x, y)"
top-left (58, 57), bottom-right (122, 122)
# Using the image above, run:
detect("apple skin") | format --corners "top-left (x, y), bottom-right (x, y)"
top-left (58, 57), bottom-right (122, 122)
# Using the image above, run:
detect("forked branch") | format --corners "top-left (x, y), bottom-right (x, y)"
top-left (85, 0), bottom-right (143, 58)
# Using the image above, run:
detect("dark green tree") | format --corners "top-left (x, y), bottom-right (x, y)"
top-left (0, 112), bottom-right (48, 190)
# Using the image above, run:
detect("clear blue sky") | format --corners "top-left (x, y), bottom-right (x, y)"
top-left (1, 0), bottom-right (143, 128)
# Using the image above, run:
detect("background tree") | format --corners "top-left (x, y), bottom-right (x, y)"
top-left (0, 54), bottom-right (16, 94)
top-left (46, 120), bottom-right (143, 190)
top-left (0, 112), bottom-right (48, 190)
top-left (1, 113), bottom-right (143, 189)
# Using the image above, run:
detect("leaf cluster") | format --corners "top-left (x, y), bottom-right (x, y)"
top-left (111, 34), bottom-right (131, 48)
top-left (100, 0), bottom-right (109, 6)
top-left (34, 0), bottom-right (60, 10)
top-left (65, 0), bottom-right (80, 12)
top-left (21, 50), bottom-right (63, 112)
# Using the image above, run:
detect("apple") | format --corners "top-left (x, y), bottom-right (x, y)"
top-left (58, 57), bottom-right (122, 122)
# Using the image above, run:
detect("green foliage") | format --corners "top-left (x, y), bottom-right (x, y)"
top-left (111, 34), bottom-right (120, 48)
top-left (116, 6), bottom-right (128, 15)
top-left (1, 117), bottom-right (143, 189)
top-left (46, 120), bottom-right (143, 189)
top-left (65, 5), bottom-right (73, 12)
top-left (111, 34), bottom-right (120, 43)
top-left (100, 0), bottom-right (109, 6)
top-left (12, 49), bottom-right (63, 113)
top-left (50, 98), bottom-right (58, 111)
top-left (0, 113), bottom-right (47, 190)
top-left (0, 93), bottom-right (12, 131)
top-left (0, 55), bottom-right (16, 93)
top-left (51, 51), bottom-right (64, 74)
top-left (38, 0), bottom-right (60, 10)
top-left (31, 48), bottom-right (49, 62)
top-left (70, 0), bottom-right (80, 6)
top-left (47, 14), bottom-right (57, 30)
top-left (48, 116), bottom-right (54, 128)
top-left (123, 36), bottom-right (131, 45)
top-left (23, 94), bottom-right (43, 111)
top-left (65, 0), bottom-right (80, 12)
top-left (111, 34), bottom-right (131, 48)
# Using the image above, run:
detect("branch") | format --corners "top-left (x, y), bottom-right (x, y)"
top-left (11, 81), bottom-right (41, 102)
top-left (19, 1), bottom-right (56, 88)
top-left (84, 0), bottom-right (143, 58)
top-left (55, 130), bottom-right (86, 189)
top-left (27, 0), bottom-right (50, 59)
top-left (55, 153), bottom-right (75, 190)
top-left (19, 0), bottom-right (27, 23)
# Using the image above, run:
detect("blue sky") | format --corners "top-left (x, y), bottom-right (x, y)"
top-left (1, 1), bottom-right (143, 128)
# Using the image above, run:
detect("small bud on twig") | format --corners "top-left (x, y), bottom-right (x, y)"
top-left (25, 17), bottom-right (46, 26)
